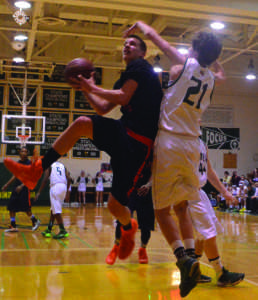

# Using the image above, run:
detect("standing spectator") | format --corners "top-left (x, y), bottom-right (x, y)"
top-left (95, 172), bottom-right (104, 207)
top-left (2, 147), bottom-right (40, 232)
top-left (231, 171), bottom-right (241, 187)
top-left (77, 170), bottom-right (89, 205)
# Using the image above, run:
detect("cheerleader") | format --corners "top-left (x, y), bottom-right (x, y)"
top-left (77, 170), bottom-right (88, 205)
top-left (95, 172), bottom-right (104, 206)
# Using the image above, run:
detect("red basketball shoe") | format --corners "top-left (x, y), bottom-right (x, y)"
top-left (105, 244), bottom-right (120, 265)
top-left (4, 157), bottom-right (43, 190)
top-left (118, 218), bottom-right (138, 260)
top-left (138, 247), bottom-right (148, 264)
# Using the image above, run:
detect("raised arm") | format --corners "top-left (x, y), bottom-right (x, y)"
top-left (211, 61), bottom-right (226, 85)
top-left (124, 21), bottom-right (185, 66)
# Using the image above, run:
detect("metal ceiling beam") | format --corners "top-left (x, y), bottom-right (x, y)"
top-left (247, 26), bottom-right (258, 45)
top-left (29, 0), bottom-right (258, 25)
top-left (26, 2), bottom-right (43, 61)
top-left (150, 16), bottom-right (168, 34)
top-left (108, 12), bottom-right (113, 36)
top-left (0, 25), bottom-right (257, 56)
top-left (221, 42), bottom-right (258, 64)
top-left (113, 13), bottom-right (143, 35)
top-left (32, 36), bottom-right (61, 57)
top-left (0, 4), bottom-right (12, 14)
top-left (0, 31), bottom-right (12, 48)
top-left (59, 12), bottom-right (127, 24)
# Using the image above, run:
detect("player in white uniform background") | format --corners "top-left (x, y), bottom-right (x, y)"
top-left (188, 139), bottom-right (245, 286)
top-left (124, 21), bottom-right (225, 297)
top-left (36, 161), bottom-right (70, 239)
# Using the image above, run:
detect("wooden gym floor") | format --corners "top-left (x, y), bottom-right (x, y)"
top-left (0, 204), bottom-right (257, 300)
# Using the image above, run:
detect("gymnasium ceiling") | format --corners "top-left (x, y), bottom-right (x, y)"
top-left (0, 0), bottom-right (257, 96)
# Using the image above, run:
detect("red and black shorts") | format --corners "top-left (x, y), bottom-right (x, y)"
top-left (90, 115), bottom-right (153, 206)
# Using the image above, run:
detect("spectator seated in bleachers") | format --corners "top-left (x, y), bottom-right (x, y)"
top-left (222, 171), bottom-right (231, 185)
top-left (246, 183), bottom-right (258, 214)
top-left (230, 171), bottom-right (241, 187)
top-left (217, 182), bottom-right (229, 211)
top-left (251, 168), bottom-right (258, 183)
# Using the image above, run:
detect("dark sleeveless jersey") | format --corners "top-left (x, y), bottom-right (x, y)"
top-left (13, 159), bottom-right (31, 190)
top-left (113, 58), bottom-right (163, 140)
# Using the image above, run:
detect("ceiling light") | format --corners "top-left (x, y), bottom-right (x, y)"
top-left (210, 22), bottom-right (225, 30)
top-left (245, 58), bottom-right (256, 80)
top-left (246, 74), bottom-right (256, 80)
top-left (153, 55), bottom-right (163, 73)
top-left (13, 57), bottom-right (25, 63)
top-left (14, 34), bottom-right (28, 41)
top-left (14, 1), bottom-right (31, 9)
top-left (13, 9), bottom-right (28, 25)
top-left (178, 48), bottom-right (189, 55)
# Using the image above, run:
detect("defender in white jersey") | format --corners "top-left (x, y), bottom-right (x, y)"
top-left (36, 162), bottom-right (70, 239)
top-left (124, 21), bottom-right (225, 298)
top-left (189, 139), bottom-right (223, 241)
top-left (189, 138), bottom-right (245, 286)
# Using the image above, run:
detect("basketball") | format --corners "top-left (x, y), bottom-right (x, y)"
top-left (64, 58), bottom-right (94, 84)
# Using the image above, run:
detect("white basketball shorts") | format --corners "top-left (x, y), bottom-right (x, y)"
top-left (189, 189), bottom-right (224, 240)
top-left (50, 183), bottom-right (67, 214)
top-left (152, 130), bottom-right (200, 209)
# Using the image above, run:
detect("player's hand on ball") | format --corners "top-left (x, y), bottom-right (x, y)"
top-left (64, 57), bottom-right (94, 91)
top-left (77, 73), bottom-right (96, 93)
top-left (67, 77), bottom-right (82, 90)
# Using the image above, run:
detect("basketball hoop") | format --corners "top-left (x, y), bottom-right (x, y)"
top-left (1, 67), bottom-right (45, 146)
top-left (18, 134), bottom-right (30, 146)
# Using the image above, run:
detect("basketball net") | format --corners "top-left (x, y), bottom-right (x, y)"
top-left (18, 135), bottom-right (30, 147)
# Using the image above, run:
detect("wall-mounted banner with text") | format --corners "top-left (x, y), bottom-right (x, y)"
top-left (72, 138), bottom-right (100, 158)
top-left (40, 136), bottom-right (67, 157)
top-left (201, 127), bottom-right (240, 150)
